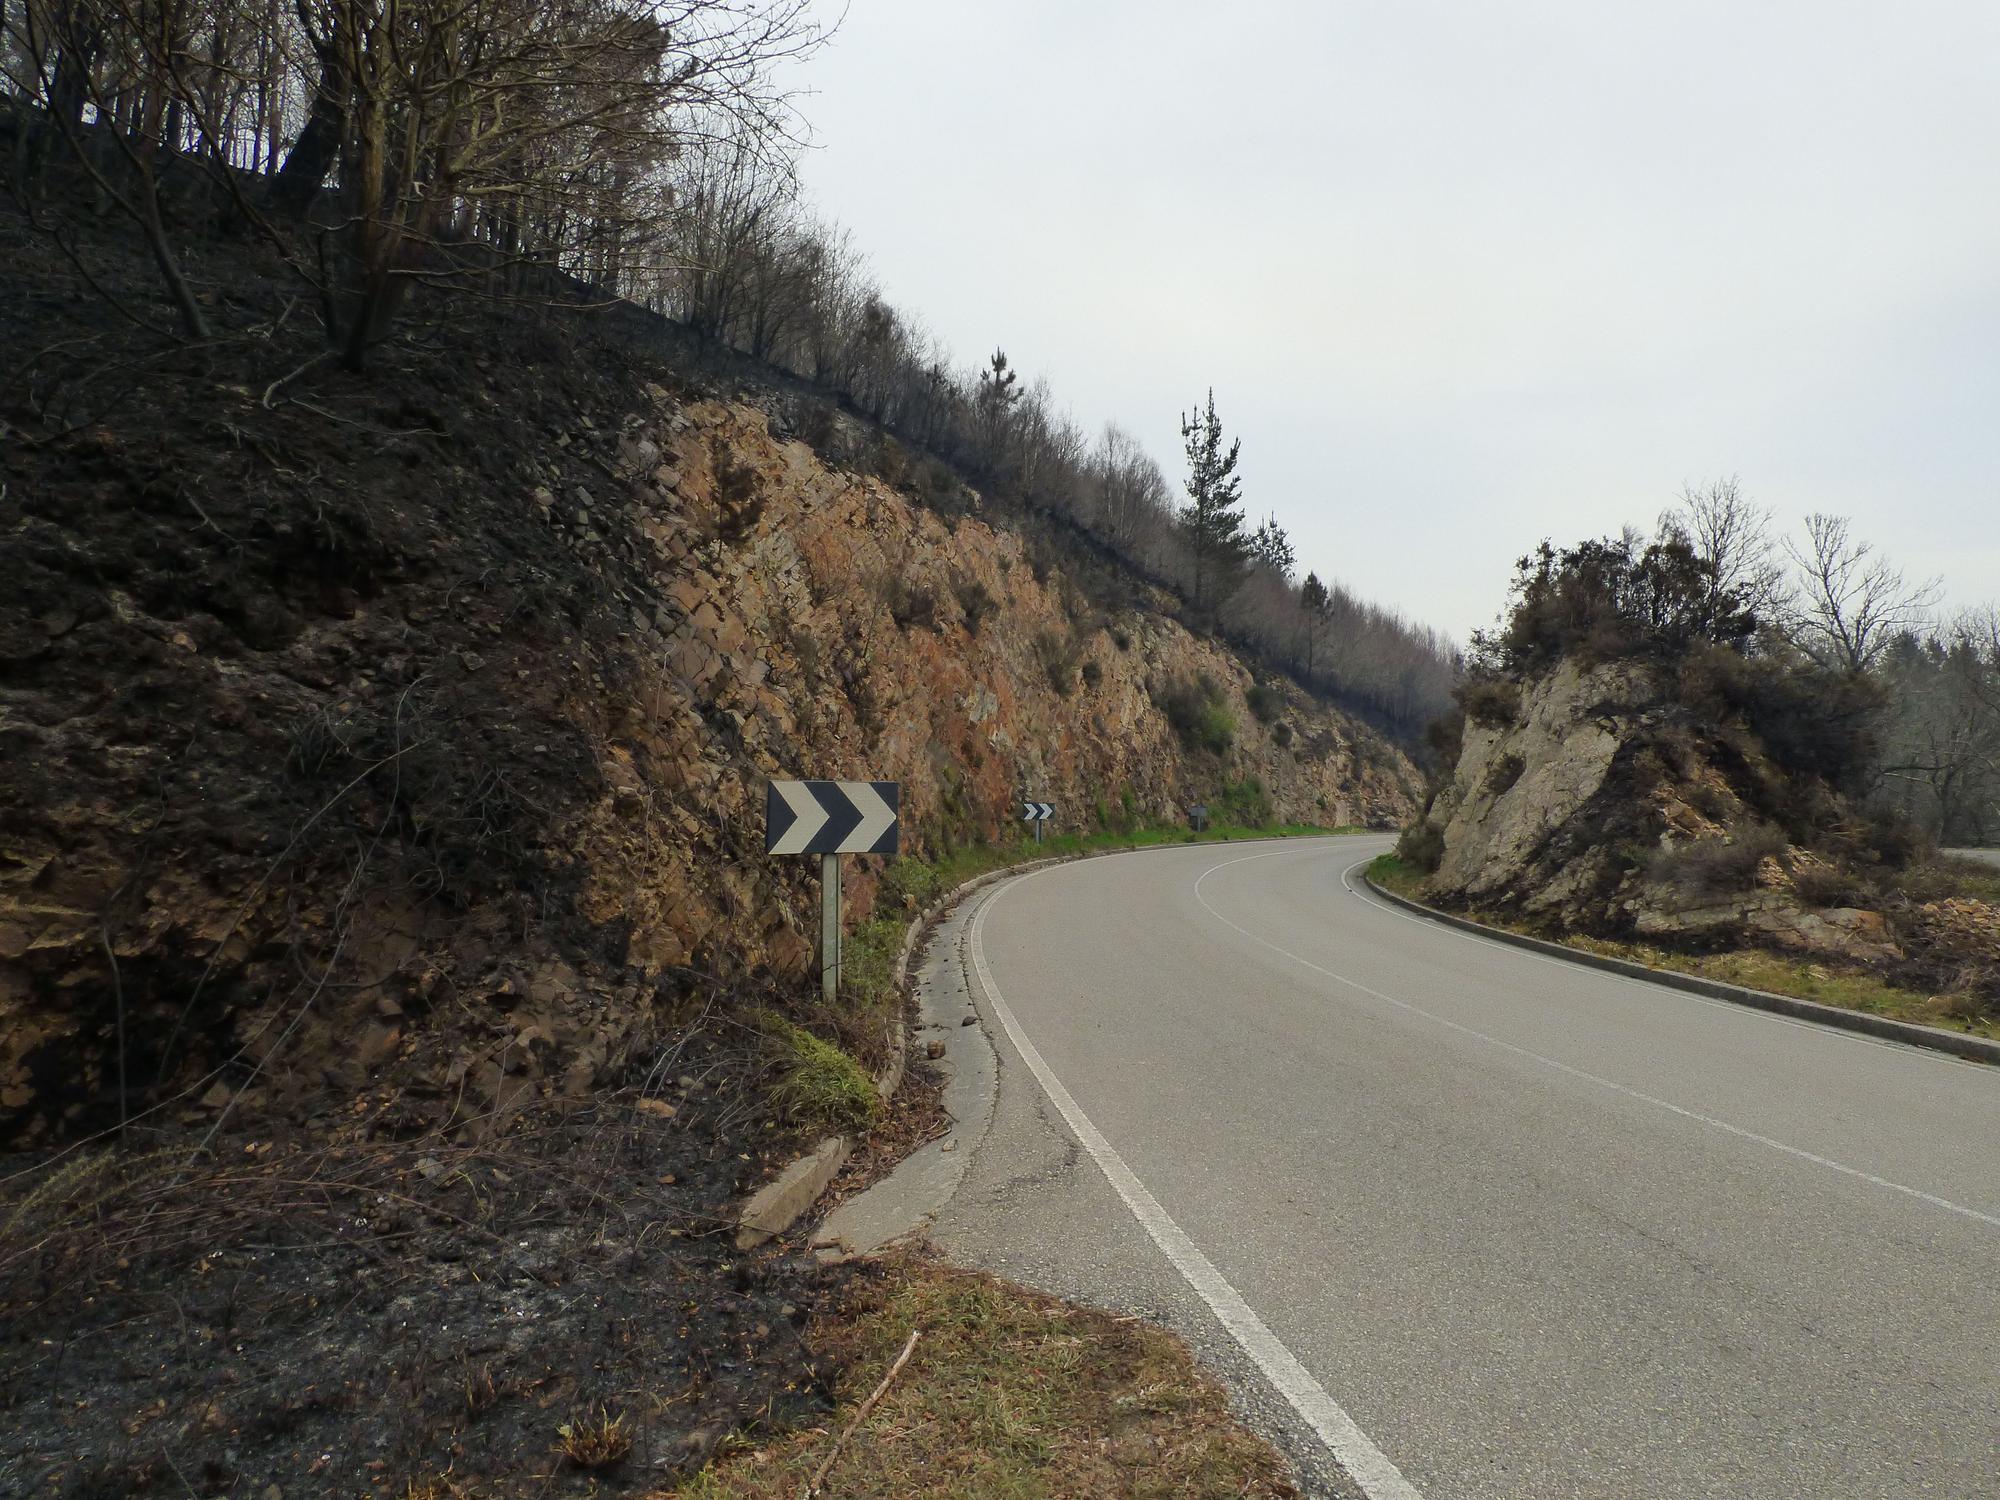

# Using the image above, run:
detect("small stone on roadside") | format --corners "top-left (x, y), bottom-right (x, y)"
top-left (925, 1039), bottom-right (945, 1059)
top-left (415, 1157), bottom-right (444, 1180)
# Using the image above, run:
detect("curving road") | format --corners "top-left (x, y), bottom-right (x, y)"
top-left (924, 835), bottom-right (2000, 1500)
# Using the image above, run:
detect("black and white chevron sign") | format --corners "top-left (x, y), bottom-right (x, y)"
top-left (1020, 802), bottom-right (1054, 822)
top-left (765, 780), bottom-right (900, 855)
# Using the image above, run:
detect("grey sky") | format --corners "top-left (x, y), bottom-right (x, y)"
top-left (794, 1), bottom-right (1999, 644)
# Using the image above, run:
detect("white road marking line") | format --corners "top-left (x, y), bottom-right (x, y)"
top-left (1185, 848), bottom-right (2000, 1232)
top-left (969, 878), bottom-right (1424, 1500)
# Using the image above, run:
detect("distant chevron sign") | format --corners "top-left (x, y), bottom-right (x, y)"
top-left (765, 780), bottom-right (900, 855)
top-left (1020, 802), bottom-right (1054, 822)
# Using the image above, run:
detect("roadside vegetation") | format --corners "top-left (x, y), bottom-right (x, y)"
top-left (1396, 480), bottom-right (1998, 1028)
top-left (1366, 854), bottom-right (1998, 1040)
top-left (675, 1251), bottom-right (1298, 1500)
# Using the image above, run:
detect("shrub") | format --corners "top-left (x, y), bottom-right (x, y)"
top-left (1156, 676), bottom-right (1235, 755)
top-left (714, 456), bottom-right (766, 544)
top-left (1193, 705), bottom-right (1235, 754)
top-left (879, 572), bottom-right (939, 631)
top-left (1213, 777), bottom-right (1273, 828)
top-left (797, 400), bottom-right (840, 456)
top-left (1646, 823), bottom-right (1787, 897)
top-left (762, 1015), bottom-right (880, 1132)
top-left (1457, 676), bottom-right (1521, 727)
top-left (1678, 644), bottom-right (1886, 792)
top-left (1272, 720), bottom-right (1294, 748)
top-left (1791, 861), bottom-right (1867, 909)
top-left (1080, 659), bottom-right (1103, 690)
top-left (1397, 821), bottom-right (1445, 872)
top-left (1423, 708), bottom-right (1465, 774)
top-left (1485, 751), bottom-right (1527, 796)
top-left (870, 435), bottom-right (910, 486)
top-left (951, 572), bottom-right (996, 635)
top-left (1034, 628), bottom-right (1082, 696)
top-left (1245, 682), bottom-right (1283, 724)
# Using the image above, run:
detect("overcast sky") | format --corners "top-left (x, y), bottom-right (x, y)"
top-left (791, 0), bottom-right (1999, 645)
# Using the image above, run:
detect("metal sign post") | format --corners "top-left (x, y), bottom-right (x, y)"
top-left (820, 852), bottom-right (841, 1003)
top-left (765, 780), bottom-right (900, 1005)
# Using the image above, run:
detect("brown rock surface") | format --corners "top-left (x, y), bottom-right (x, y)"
top-left (0, 375), bottom-right (1418, 1144)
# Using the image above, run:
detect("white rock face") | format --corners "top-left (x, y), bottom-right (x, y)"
top-left (1428, 658), bottom-right (1656, 909)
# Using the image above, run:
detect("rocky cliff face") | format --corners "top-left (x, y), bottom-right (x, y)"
top-left (1416, 659), bottom-right (1994, 987)
top-left (585, 396), bottom-right (1419, 978)
top-left (1, 365), bottom-right (1419, 1144)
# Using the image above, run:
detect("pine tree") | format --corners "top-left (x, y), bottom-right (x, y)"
top-left (1250, 515), bottom-right (1295, 577)
top-left (1179, 390), bottom-right (1248, 613)
top-left (1298, 571), bottom-right (1331, 675)
top-left (971, 349), bottom-right (1021, 486)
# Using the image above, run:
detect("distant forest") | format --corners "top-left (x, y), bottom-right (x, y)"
top-left (1, 0), bottom-right (1460, 742)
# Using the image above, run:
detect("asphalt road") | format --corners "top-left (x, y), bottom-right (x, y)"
top-left (928, 835), bottom-right (2000, 1500)
top-left (1943, 847), bottom-right (2000, 869)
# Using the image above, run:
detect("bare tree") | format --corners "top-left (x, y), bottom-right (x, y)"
top-left (1659, 477), bottom-right (1787, 643)
top-left (1785, 513), bottom-right (1941, 673)
top-left (1878, 610), bottom-right (2000, 842)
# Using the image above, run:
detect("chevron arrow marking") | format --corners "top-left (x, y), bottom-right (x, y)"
top-left (768, 780), bottom-right (832, 854)
top-left (766, 780), bottom-right (901, 855)
top-left (840, 781), bottom-right (897, 852)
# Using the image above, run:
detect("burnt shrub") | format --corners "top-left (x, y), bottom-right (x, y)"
top-left (1080, 659), bottom-right (1103, 691)
top-left (1791, 861), bottom-right (1868, 908)
top-left (950, 572), bottom-right (995, 634)
top-left (878, 573), bottom-right (938, 631)
top-left (1646, 823), bottom-right (1787, 897)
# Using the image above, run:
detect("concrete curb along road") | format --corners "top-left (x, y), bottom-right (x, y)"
top-left (1360, 871), bottom-right (2000, 1067)
top-left (737, 832), bottom-right (1370, 1249)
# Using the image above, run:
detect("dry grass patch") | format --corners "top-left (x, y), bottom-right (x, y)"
top-left (668, 1251), bottom-right (1297, 1500)
top-left (1369, 856), bottom-right (1997, 1040)
top-left (1565, 937), bottom-right (1998, 1038)
top-left (556, 1407), bottom-right (634, 1470)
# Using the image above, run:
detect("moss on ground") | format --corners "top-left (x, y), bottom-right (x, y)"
top-left (761, 1015), bottom-right (881, 1133)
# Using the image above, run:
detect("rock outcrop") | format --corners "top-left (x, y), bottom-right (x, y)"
top-left (583, 396), bottom-right (1419, 978)
top-left (1, 368), bottom-right (1419, 1144)
top-left (1416, 658), bottom-right (1992, 978)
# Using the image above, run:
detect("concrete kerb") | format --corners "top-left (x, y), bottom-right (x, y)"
top-left (1362, 873), bottom-right (2000, 1067)
top-left (737, 831), bottom-right (1374, 1248)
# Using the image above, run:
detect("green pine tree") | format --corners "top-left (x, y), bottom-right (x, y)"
top-left (1179, 389), bottom-right (1248, 613)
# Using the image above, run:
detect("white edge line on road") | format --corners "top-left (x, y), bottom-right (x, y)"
top-left (968, 874), bottom-right (1424, 1500)
top-left (1185, 847), bottom-right (2000, 1232)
